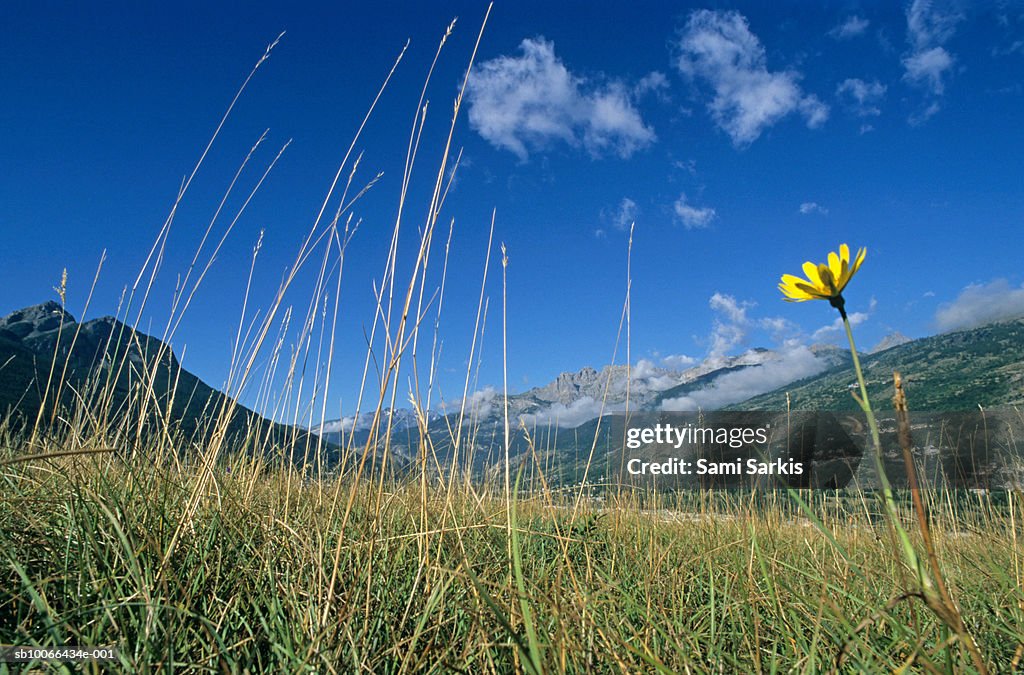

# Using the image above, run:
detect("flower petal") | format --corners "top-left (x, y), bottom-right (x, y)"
top-left (781, 273), bottom-right (808, 287)
top-left (779, 283), bottom-right (810, 300)
top-left (828, 251), bottom-right (842, 286)
top-left (818, 264), bottom-right (838, 295)
top-left (852, 247), bottom-right (867, 275)
top-left (779, 277), bottom-right (813, 299)
top-left (802, 262), bottom-right (822, 287)
top-left (796, 281), bottom-right (830, 298)
top-left (838, 257), bottom-right (850, 291)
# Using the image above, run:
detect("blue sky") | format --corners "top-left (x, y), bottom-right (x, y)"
top-left (2, 1), bottom-right (1023, 420)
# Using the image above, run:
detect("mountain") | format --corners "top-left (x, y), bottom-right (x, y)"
top-left (870, 331), bottom-right (912, 354)
top-left (731, 318), bottom-right (1024, 411)
top-left (313, 319), bottom-right (1024, 485)
top-left (509, 321), bottom-right (1024, 488)
top-left (0, 302), bottom-right (335, 464)
top-left (316, 347), bottom-right (853, 481)
top-left (14, 298), bottom-right (1020, 483)
top-left (318, 348), bottom-right (788, 442)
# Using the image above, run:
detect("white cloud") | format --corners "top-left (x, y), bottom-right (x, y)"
top-left (902, 0), bottom-right (963, 102)
top-left (519, 396), bottom-right (617, 428)
top-left (435, 387), bottom-right (501, 425)
top-left (662, 353), bottom-right (698, 369)
top-left (992, 39), bottom-right (1024, 58)
top-left (710, 292), bottom-right (750, 324)
top-left (907, 0), bottom-right (962, 49)
top-left (909, 100), bottom-right (943, 126)
top-left (632, 358), bottom-right (659, 379)
top-left (674, 9), bottom-right (829, 146)
top-left (634, 71), bottom-right (670, 99)
top-left (935, 279), bottom-right (1024, 331)
top-left (661, 344), bottom-right (828, 411)
top-left (811, 311), bottom-right (869, 341)
top-left (759, 316), bottom-right (797, 338)
top-left (903, 46), bottom-right (955, 95)
top-left (631, 358), bottom-right (686, 392)
top-left (708, 293), bottom-right (754, 360)
top-left (830, 15), bottom-right (870, 40)
top-left (463, 386), bottom-right (497, 421)
top-left (799, 95), bottom-right (830, 129)
top-left (320, 408), bottom-right (426, 434)
top-left (836, 78), bottom-right (887, 116)
top-left (673, 158), bottom-right (698, 175)
top-left (525, 289), bottom-right (840, 421)
top-left (319, 417), bottom-right (358, 434)
top-left (703, 293), bottom-right (795, 363)
top-left (674, 193), bottom-right (716, 228)
top-left (799, 201), bottom-right (829, 215)
top-left (610, 197), bottom-right (638, 230)
top-left (466, 38), bottom-right (655, 159)
top-left (708, 324), bottom-right (747, 361)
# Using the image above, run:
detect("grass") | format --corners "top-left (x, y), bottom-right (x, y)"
top-left (2, 451), bottom-right (1023, 672)
top-left (2, 9), bottom-right (1023, 671)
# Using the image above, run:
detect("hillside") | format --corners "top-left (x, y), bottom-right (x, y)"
top-left (731, 318), bottom-right (1024, 411)
top-left (0, 302), bottom-right (335, 463)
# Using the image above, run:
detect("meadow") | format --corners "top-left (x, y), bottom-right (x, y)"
top-left (3, 443), bottom-right (1023, 672)
top-left (3, 15), bottom-right (1024, 672)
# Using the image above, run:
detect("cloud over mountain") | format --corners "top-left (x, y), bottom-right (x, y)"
top-left (935, 279), bottom-right (1024, 331)
top-left (661, 344), bottom-right (829, 411)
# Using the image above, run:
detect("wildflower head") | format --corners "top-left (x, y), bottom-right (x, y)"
top-left (779, 243), bottom-right (866, 316)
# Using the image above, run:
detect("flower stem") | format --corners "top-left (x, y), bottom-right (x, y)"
top-left (841, 312), bottom-right (991, 671)
top-left (841, 314), bottom-right (928, 590)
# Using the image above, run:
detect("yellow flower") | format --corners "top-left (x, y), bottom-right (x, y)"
top-left (779, 243), bottom-right (866, 303)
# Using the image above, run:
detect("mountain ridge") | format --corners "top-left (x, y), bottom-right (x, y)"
top-left (317, 348), bottom-right (793, 441)
top-left (319, 317), bottom-right (1024, 470)
top-left (8, 301), bottom-right (1021, 478)
top-left (0, 302), bottom-right (336, 464)
top-left (730, 318), bottom-right (1024, 412)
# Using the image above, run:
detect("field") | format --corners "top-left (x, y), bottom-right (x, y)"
top-left (2, 444), bottom-right (1023, 672)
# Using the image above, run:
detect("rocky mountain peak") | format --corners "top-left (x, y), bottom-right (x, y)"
top-left (0, 302), bottom-right (77, 342)
top-left (539, 366), bottom-right (604, 404)
top-left (871, 331), bottom-right (912, 354)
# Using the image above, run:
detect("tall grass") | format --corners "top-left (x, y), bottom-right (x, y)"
top-left (3, 455), bottom-right (1023, 672)
top-left (2, 8), bottom-right (1023, 672)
